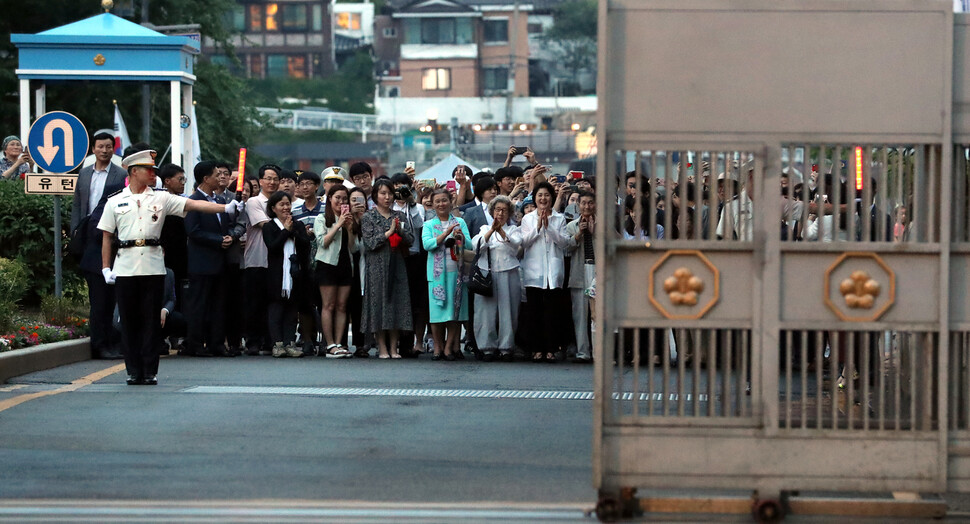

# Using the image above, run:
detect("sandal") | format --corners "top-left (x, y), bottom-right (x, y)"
top-left (325, 344), bottom-right (352, 359)
top-left (533, 353), bottom-right (544, 363)
top-left (544, 352), bottom-right (557, 363)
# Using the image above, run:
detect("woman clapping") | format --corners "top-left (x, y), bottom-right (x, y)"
top-left (422, 189), bottom-right (471, 361)
top-left (519, 182), bottom-right (571, 362)
top-left (361, 178), bottom-right (414, 359)
top-left (470, 195), bottom-right (521, 361)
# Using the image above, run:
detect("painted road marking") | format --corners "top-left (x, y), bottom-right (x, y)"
top-left (0, 500), bottom-right (592, 522)
top-left (184, 385), bottom-right (712, 402)
top-left (0, 363), bottom-right (125, 413)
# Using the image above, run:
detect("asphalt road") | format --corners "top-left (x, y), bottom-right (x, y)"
top-left (0, 353), bottom-right (597, 522)
top-left (5, 353), bottom-right (970, 523)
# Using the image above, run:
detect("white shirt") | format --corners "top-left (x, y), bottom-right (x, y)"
top-left (88, 166), bottom-right (109, 213)
top-left (471, 223), bottom-right (520, 272)
top-left (518, 210), bottom-right (570, 289)
top-left (482, 201), bottom-right (493, 226)
top-left (716, 191), bottom-right (753, 241)
top-left (97, 187), bottom-right (187, 277)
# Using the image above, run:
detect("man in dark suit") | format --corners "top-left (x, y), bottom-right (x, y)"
top-left (183, 161), bottom-right (233, 357)
top-left (463, 176), bottom-right (498, 241)
top-left (72, 133), bottom-right (127, 360)
top-left (70, 132), bottom-right (127, 233)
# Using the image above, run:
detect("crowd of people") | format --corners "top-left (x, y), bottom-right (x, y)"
top-left (64, 130), bottom-right (911, 386)
top-left (71, 141), bottom-right (602, 384)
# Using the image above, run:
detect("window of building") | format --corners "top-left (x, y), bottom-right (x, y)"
top-left (265, 3), bottom-right (279, 31)
top-left (248, 4), bottom-right (262, 32)
top-left (336, 12), bottom-right (362, 31)
top-left (423, 68), bottom-right (444, 89)
top-left (527, 22), bottom-right (543, 34)
top-left (421, 18), bottom-right (455, 44)
top-left (249, 54), bottom-right (263, 78)
top-left (422, 68), bottom-right (451, 90)
top-left (267, 54), bottom-right (307, 78)
top-left (312, 5), bottom-right (323, 31)
top-left (483, 19), bottom-right (508, 43)
top-left (287, 55), bottom-right (307, 78)
top-left (211, 54), bottom-right (243, 75)
top-left (225, 5), bottom-right (245, 32)
top-left (267, 54), bottom-right (287, 77)
top-left (382, 27), bottom-right (397, 38)
top-left (281, 4), bottom-right (307, 32)
top-left (483, 66), bottom-right (509, 92)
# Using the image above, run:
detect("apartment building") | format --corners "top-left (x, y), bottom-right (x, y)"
top-left (204, 0), bottom-right (336, 79)
top-left (375, 0), bottom-right (531, 98)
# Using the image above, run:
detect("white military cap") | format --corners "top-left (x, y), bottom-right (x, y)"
top-left (121, 149), bottom-right (159, 171)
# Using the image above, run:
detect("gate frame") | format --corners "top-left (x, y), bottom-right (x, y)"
top-left (593, 0), bottom-right (956, 518)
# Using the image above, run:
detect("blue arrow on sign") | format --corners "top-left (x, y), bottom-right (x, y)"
top-left (27, 111), bottom-right (89, 174)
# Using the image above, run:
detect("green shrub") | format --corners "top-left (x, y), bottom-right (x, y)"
top-left (41, 295), bottom-right (85, 326)
top-left (0, 257), bottom-right (28, 301)
top-left (0, 181), bottom-right (85, 304)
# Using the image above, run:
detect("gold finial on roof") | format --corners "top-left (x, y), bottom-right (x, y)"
top-left (102, 0), bottom-right (114, 13)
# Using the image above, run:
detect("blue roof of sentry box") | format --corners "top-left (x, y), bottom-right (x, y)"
top-left (11, 13), bottom-right (200, 83)
top-left (40, 13), bottom-right (168, 38)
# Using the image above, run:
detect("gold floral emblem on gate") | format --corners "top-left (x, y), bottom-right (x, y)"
top-left (663, 268), bottom-right (704, 306)
top-left (93, 54), bottom-right (106, 66)
top-left (824, 253), bottom-right (895, 322)
top-left (649, 250), bottom-right (719, 320)
top-left (840, 270), bottom-right (880, 309)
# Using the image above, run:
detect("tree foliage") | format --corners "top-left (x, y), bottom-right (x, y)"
top-left (248, 52), bottom-right (377, 115)
top-left (546, 0), bottom-right (597, 41)
top-left (0, 0), bottom-right (262, 164)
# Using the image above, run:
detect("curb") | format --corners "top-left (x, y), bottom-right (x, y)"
top-left (0, 338), bottom-right (91, 383)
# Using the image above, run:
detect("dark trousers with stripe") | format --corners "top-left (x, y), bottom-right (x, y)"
top-left (115, 275), bottom-right (164, 379)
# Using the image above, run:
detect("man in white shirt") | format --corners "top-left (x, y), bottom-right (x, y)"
top-left (243, 164), bottom-right (280, 355)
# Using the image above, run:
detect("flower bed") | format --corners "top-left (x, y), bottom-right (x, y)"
top-left (0, 317), bottom-right (89, 353)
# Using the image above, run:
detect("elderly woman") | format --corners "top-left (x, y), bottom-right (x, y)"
top-left (422, 188), bottom-right (471, 360)
top-left (520, 182), bottom-right (571, 362)
top-left (361, 178), bottom-right (414, 359)
top-left (470, 195), bottom-right (521, 362)
top-left (0, 136), bottom-right (33, 181)
top-left (262, 191), bottom-right (311, 358)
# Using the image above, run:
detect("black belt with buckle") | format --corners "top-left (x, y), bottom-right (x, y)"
top-left (117, 239), bottom-right (160, 248)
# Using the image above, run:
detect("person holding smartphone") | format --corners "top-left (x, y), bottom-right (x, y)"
top-left (392, 170), bottom-right (430, 357)
top-left (313, 185), bottom-right (358, 358)
top-left (361, 178), bottom-right (414, 359)
top-left (346, 187), bottom-right (370, 357)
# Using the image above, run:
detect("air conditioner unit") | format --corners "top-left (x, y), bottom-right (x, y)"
top-left (481, 113), bottom-right (493, 120)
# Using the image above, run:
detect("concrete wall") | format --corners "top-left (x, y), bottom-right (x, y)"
top-left (375, 95), bottom-right (598, 127)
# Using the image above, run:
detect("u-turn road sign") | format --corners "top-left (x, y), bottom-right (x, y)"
top-left (26, 111), bottom-right (89, 174)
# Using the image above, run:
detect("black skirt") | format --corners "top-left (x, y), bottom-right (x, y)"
top-left (315, 233), bottom-right (353, 286)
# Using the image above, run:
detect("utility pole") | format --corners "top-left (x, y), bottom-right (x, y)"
top-left (141, 0), bottom-right (151, 145)
top-left (505, 0), bottom-right (519, 126)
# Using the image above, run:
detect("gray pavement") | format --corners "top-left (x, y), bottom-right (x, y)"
top-left (6, 354), bottom-right (970, 522)
top-left (0, 354), bottom-right (595, 508)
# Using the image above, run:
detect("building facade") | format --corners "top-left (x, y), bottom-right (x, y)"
top-left (376, 0), bottom-right (530, 98)
top-left (204, 0), bottom-right (336, 79)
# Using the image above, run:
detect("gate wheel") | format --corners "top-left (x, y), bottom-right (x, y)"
top-left (752, 498), bottom-right (786, 523)
top-left (595, 497), bottom-right (621, 522)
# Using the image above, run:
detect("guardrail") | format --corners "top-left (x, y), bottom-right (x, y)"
top-left (257, 107), bottom-right (380, 134)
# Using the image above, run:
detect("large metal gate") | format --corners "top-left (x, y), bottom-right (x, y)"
top-left (594, 0), bottom-right (969, 519)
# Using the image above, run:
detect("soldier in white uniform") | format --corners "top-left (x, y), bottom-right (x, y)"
top-left (98, 150), bottom-right (244, 385)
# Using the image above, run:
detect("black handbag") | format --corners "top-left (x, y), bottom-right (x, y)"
top-left (467, 238), bottom-right (493, 297)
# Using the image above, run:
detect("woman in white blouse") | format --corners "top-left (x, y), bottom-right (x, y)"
top-left (519, 182), bottom-right (572, 363)
top-left (470, 195), bottom-right (521, 362)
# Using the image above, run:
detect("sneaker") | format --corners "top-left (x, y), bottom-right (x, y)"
top-left (284, 344), bottom-right (304, 358)
top-left (272, 342), bottom-right (287, 358)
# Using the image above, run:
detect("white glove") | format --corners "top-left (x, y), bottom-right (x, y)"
top-left (101, 267), bottom-right (117, 285)
top-left (224, 200), bottom-right (244, 215)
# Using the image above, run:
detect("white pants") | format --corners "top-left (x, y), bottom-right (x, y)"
top-left (473, 269), bottom-right (521, 353)
top-left (570, 288), bottom-right (591, 358)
